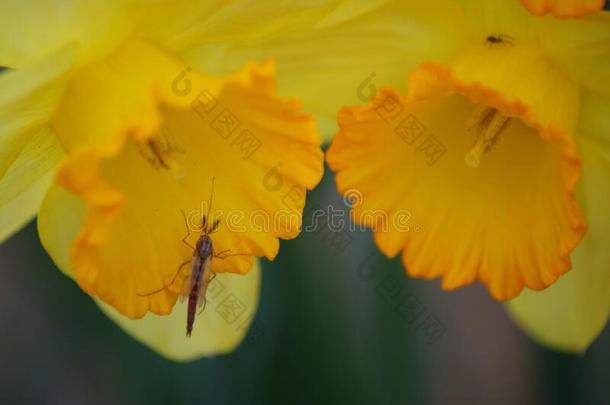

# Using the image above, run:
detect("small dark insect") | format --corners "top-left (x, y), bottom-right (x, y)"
top-left (138, 177), bottom-right (251, 337)
top-left (485, 34), bottom-right (514, 46)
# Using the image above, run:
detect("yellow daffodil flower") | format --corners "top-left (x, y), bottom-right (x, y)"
top-left (0, 0), bottom-right (329, 359)
top-left (338, 1), bottom-right (610, 351)
top-left (211, 0), bottom-right (610, 351)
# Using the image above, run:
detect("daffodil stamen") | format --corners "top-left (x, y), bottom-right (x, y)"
top-left (140, 138), bottom-right (187, 179)
top-left (466, 105), bottom-right (495, 132)
top-left (464, 107), bottom-right (511, 168)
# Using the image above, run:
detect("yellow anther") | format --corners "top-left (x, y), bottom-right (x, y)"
top-left (464, 107), bottom-right (510, 168)
top-left (145, 138), bottom-right (187, 179)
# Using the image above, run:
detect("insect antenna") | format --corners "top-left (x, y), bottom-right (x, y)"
top-left (203, 176), bottom-right (216, 235)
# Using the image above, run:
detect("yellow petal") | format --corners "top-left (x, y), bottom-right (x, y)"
top-left (38, 184), bottom-right (84, 279)
top-left (328, 53), bottom-right (585, 300)
top-left (459, 2), bottom-right (610, 97)
top-left (44, 39), bottom-right (323, 318)
top-left (520, 0), bottom-right (605, 17)
top-left (0, 44), bottom-right (75, 179)
top-left (0, 0), bottom-right (130, 68)
top-left (96, 262), bottom-right (261, 361)
top-left (135, 0), bottom-right (391, 53)
top-left (0, 126), bottom-right (63, 243)
top-left (580, 91), bottom-right (610, 143)
top-left (185, 0), bottom-right (610, 145)
top-left (507, 136), bottom-right (610, 352)
top-left (314, 0), bottom-right (395, 27)
top-left (182, 0), bottom-right (466, 141)
top-left (541, 12), bottom-right (610, 99)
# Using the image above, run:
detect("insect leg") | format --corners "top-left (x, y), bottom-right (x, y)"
top-left (215, 252), bottom-right (254, 260)
top-left (137, 259), bottom-right (191, 296)
top-left (197, 298), bottom-right (207, 315)
top-left (181, 209), bottom-right (195, 249)
top-left (213, 249), bottom-right (231, 258)
top-left (195, 272), bottom-right (217, 316)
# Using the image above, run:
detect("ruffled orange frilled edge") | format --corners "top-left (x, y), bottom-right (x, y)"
top-left (410, 64), bottom-right (586, 297)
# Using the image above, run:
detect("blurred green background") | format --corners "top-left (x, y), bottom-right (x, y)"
top-left (1, 168), bottom-right (609, 405)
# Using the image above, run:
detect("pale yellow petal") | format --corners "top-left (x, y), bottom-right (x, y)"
top-left (0, 44), bottom-right (76, 179)
top-left (96, 262), bottom-right (261, 361)
top-left (0, 0), bottom-right (131, 67)
top-left (314, 0), bottom-right (394, 27)
top-left (507, 136), bottom-right (610, 352)
top-left (0, 126), bottom-right (64, 243)
top-left (542, 12), bottom-right (610, 99)
top-left (182, 0), bottom-right (466, 140)
top-left (580, 90), bottom-right (610, 145)
top-left (458, 1), bottom-right (610, 98)
top-left (38, 184), bottom-right (84, 279)
top-left (134, 0), bottom-right (391, 54)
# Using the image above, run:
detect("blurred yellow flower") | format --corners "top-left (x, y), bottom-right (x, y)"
top-left (0, 0), bottom-right (327, 359)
